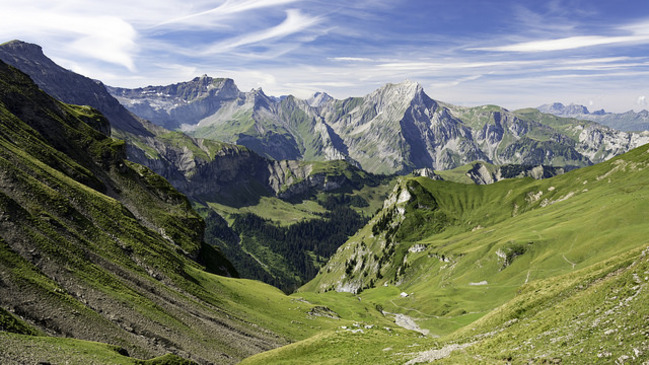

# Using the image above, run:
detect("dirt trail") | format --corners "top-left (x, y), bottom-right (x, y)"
top-left (405, 343), bottom-right (473, 364)
top-left (562, 254), bottom-right (576, 269)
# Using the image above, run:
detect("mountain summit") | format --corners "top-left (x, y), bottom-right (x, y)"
top-left (0, 40), bottom-right (151, 136)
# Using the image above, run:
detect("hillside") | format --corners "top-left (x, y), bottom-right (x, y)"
top-left (111, 77), bottom-right (649, 174)
top-left (2, 42), bottom-right (649, 363)
top-left (0, 60), bottom-right (352, 364)
top-left (256, 142), bottom-right (649, 363)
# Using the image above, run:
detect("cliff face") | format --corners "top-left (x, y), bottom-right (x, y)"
top-left (465, 162), bottom-right (566, 185)
top-left (109, 76), bottom-right (241, 130)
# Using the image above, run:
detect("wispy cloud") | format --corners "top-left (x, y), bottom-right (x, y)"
top-left (330, 57), bottom-right (374, 62)
top-left (473, 17), bottom-right (649, 53)
top-left (474, 35), bottom-right (649, 52)
top-left (201, 9), bottom-right (322, 54)
top-left (2, 0), bottom-right (648, 113)
top-left (156, 0), bottom-right (300, 27)
top-left (0, 4), bottom-right (137, 70)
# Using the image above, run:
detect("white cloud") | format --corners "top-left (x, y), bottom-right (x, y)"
top-left (474, 18), bottom-right (649, 53)
top-left (430, 74), bottom-right (484, 88)
top-left (330, 57), bottom-right (374, 62)
top-left (637, 95), bottom-right (647, 106)
top-left (156, 0), bottom-right (300, 27)
top-left (0, 4), bottom-right (137, 70)
top-left (476, 35), bottom-right (649, 52)
top-left (201, 9), bottom-right (322, 54)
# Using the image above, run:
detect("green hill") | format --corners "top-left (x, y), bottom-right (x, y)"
top-left (244, 141), bottom-right (649, 363)
top-left (0, 61), bottom-right (351, 364)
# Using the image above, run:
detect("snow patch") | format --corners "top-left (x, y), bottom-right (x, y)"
top-left (469, 281), bottom-right (488, 286)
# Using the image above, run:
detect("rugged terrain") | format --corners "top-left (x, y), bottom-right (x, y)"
top-left (2, 38), bottom-right (649, 365)
top-left (258, 139), bottom-right (649, 364)
top-left (0, 40), bottom-right (396, 292)
top-left (111, 76), bottom-right (649, 174)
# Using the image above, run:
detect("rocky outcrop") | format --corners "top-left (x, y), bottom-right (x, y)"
top-left (413, 167), bottom-right (443, 180)
top-left (465, 162), bottom-right (566, 185)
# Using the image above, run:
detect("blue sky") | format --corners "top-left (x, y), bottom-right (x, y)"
top-left (2, 0), bottom-right (649, 112)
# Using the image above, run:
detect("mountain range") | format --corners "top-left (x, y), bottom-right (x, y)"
top-left (538, 102), bottom-right (649, 132)
top-left (2, 38), bottom-right (649, 364)
top-left (110, 76), bottom-right (649, 175)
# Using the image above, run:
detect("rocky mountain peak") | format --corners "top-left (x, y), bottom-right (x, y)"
top-left (366, 80), bottom-right (426, 113)
top-left (538, 102), bottom-right (591, 116)
top-left (380, 79), bottom-right (422, 96)
top-left (0, 40), bottom-right (45, 60)
top-left (308, 91), bottom-right (334, 108)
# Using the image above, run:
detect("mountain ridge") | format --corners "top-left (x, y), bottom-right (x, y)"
top-left (111, 75), bottom-right (649, 174)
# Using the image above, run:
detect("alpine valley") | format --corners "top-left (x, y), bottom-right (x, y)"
top-left (1, 39), bottom-right (649, 364)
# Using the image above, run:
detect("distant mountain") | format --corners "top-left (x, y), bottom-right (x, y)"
top-left (112, 78), bottom-right (649, 174)
top-left (108, 75), bottom-right (241, 131)
top-left (538, 102), bottom-right (649, 132)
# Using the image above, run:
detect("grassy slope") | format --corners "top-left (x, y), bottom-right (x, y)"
top-left (243, 143), bottom-right (649, 364)
top-left (0, 62), bottom-right (349, 364)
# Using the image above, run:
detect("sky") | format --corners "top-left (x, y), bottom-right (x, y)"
top-left (1, 0), bottom-right (649, 112)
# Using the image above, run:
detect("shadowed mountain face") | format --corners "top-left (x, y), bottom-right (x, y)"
top-left (0, 40), bottom-right (150, 136)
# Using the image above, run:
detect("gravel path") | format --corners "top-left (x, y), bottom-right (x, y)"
top-left (405, 343), bottom-right (473, 364)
